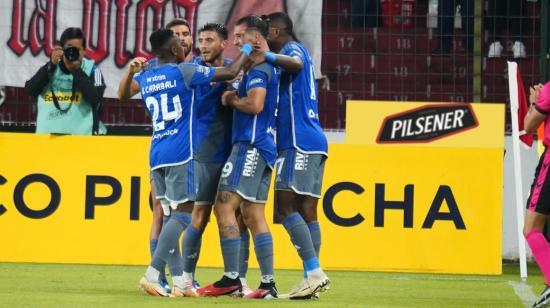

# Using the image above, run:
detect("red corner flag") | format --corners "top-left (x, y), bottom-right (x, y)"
top-left (517, 67), bottom-right (534, 147)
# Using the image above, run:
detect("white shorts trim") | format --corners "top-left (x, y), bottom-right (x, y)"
top-left (150, 158), bottom-right (192, 171)
top-left (289, 185), bottom-right (321, 198)
top-left (236, 189), bottom-right (267, 204)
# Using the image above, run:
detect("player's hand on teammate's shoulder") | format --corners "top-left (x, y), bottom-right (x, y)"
top-left (127, 57), bottom-right (148, 75)
top-left (222, 91), bottom-right (237, 107)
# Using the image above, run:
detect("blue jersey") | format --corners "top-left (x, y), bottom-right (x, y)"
top-left (277, 41), bottom-right (328, 155)
top-left (192, 56), bottom-right (233, 163)
top-left (234, 63), bottom-right (279, 166)
top-left (133, 62), bottom-right (215, 170)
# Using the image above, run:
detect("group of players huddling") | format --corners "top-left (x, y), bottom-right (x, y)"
top-left (117, 13), bottom-right (330, 300)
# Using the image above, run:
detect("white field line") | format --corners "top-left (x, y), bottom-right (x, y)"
top-left (508, 280), bottom-right (537, 308)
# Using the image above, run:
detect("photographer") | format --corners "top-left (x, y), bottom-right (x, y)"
top-left (24, 27), bottom-right (106, 135)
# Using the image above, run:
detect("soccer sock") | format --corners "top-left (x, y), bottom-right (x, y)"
top-left (150, 238), bottom-right (167, 283)
top-left (220, 237), bottom-right (241, 279)
top-left (151, 211), bottom-right (190, 277)
top-left (181, 225), bottom-right (202, 275)
top-left (239, 230), bottom-right (250, 278)
top-left (150, 239), bottom-right (158, 258)
top-left (307, 221), bottom-right (322, 257)
top-left (163, 215), bottom-right (170, 225)
top-left (283, 213), bottom-right (318, 265)
top-left (253, 232), bottom-right (274, 283)
top-left (526, 231), bottom-right (550, 284)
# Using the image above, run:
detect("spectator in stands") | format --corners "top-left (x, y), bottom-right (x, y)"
top-left (24, 27), bottom-right (106, 135)
top-left (486, 0), bottom-right (529, 58)
top-left (432, 0), bottom-right (473, 55)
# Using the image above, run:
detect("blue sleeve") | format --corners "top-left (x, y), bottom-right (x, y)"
top-left (132, 71), bottom-right (142, 84)
top-left (245, 69), bottom-right (268, 92)
top-left (282, 43), bottom-right (305, 62)
top-left (178, 63), bottom-right (215, 88)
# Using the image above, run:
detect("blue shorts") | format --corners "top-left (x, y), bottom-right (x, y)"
top-left (218, 142), bottom-right (273, 203)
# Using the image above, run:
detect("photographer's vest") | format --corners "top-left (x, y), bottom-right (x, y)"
top-left (36, 58), bottom-right (96, 135)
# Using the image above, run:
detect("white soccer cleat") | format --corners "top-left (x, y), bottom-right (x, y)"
top-left (139, 276), bottom-right (170, 297)
top-left (288, 275), bottom-right (330, 300)
top-left (513, 41), bottom-right (527, 59)
top-left (487, 41), bottom-right (503, 58)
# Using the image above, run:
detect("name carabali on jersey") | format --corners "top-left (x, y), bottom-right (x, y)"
top-left (377, 104), bottom-right (478, 143)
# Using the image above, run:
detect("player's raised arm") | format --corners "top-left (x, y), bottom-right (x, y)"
top-left (118, 57), bottom-right (146, 101)
top-left (210, 43), bottom-right (254, 82)
top-left (263, 51), bottom-right (303, 73)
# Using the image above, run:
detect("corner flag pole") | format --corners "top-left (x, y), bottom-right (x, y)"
top-left (507, 61), bottom-right (528, 280)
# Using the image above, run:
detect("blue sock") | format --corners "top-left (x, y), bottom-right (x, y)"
top-left (282, 213), bottom-right (318, 265)
top-left (220, 237), bottom-right (241, 276)
top-left (181, 226), bottom-right (202, 273)
top-left (307, 221), bottom-right (322, 257)
top-left (150, 239), bottom-right (158, 258)
top-left (253, 232), bottom-right (274, 282)
top-left (151, 211), bottom-right (190, 277)
top-left (239, 231), bottom-right (250, 278)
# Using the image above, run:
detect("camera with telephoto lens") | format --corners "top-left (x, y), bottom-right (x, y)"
top-left (63, 46), bottom-right (80, 62)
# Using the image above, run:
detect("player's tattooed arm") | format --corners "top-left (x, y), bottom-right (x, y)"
top-left (117, 57), bottom-right (145, 101)
top-left (222, 87), bottom-right (265, 115)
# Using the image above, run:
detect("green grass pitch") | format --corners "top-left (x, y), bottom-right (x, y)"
top-left (0, 263), bottom-right (544, 307)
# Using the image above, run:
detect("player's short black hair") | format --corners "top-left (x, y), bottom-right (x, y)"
top-left (165, 18), bottom-right (190, 30)
top-left (60, 27), bottom-right (87, 48)
top-left (149, 28), bottom-right (175, 54)
top-left (198, 23), bottom-right (228, 40)
top-left (236, 15), bottom-right (269, 38)
top-left (266, 12), bottom-right (299, 41)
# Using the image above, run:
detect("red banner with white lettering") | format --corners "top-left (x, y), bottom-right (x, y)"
top-left (0, 0), bottom-right (322, 97)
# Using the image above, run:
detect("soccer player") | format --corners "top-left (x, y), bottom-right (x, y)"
top-left (148, 18), bottom-right (195, 293)
top-left (523, 82), bottom-right (550, 308)
top-left (179, 22), bottom-right (247, 291)
top-left (197, 15), bottom-right (279, 299)
top-left (117, 28), bottom-right (254, 297)
top-left (263, 12), bottom-right (330, 299)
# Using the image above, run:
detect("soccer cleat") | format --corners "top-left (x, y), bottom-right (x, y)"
top-left (243, 282), bottom-right (278, 299)
top-left (197, 275), bottom-right (242, 297)
top-left (171, 281), bottom-right (199, 298)
top-left (241, 283), bottom-right (254, 297)
top-left (533, 285), bottom-right (550, 308)
top-left (288, 275), bottom-right (330, 300)
top-left (139, 276), bottom-right (170, 297)
top-left (192, 279), bottom-right (201, 289)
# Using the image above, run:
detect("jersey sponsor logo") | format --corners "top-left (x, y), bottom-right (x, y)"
top-left (146, 74), bottom-right (166, 83)
top-left (152, 128), bottom-right (178, 140)
top-left (43, 92), bottom-right (81, 103)
top-left (377, 104), bottom-right (478, 144)
top-left (248, 77), bottom-right (263, 87)
top-left (294, 152), bottom-right (309, 171)
top-left (243, 148), bottom-right (259, 177)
